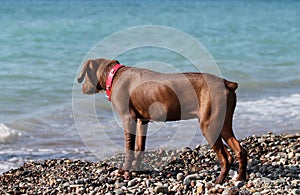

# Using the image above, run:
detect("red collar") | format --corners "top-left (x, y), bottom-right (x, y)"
top-left (105, 64), bottom-right (124, 101)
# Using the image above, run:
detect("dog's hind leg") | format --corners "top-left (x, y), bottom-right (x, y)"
top-left (211, 136), bottom-right (232, 184)
top-left (132, 119), bottom-right (148, 171)
top-left (221, 91), bottom-right (247, 181)
top-left (199, 114), bottom-right (231, 183)
top-left (221, 125), bottom-right (247, 181)
top-left (198, 89), bottom-right (234, 184)
top-left (224, 144), bottom-right (234, 168)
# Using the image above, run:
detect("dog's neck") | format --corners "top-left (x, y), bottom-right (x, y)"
top-left (105, 64), bottom-right (125, 101)
top-left (98, 61), bottom-right (119, 90)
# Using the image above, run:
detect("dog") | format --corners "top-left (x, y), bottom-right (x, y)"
top-left (77, 58), bottom-right (247, 184)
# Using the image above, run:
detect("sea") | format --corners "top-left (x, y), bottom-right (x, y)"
top-left (1, 0), bottom-right (300, 173)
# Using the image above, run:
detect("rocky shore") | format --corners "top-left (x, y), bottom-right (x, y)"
top-left (0, 133), bottom-right (299, 194)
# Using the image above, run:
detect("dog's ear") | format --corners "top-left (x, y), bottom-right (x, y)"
top-left (94, 58), bottom-right (119, 68)
top-left (77, 60), bottom-right (90, 83)
top-left (94, 58), bottom-right (119, 77)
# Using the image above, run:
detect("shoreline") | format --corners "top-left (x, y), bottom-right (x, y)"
top-left (0, 133), bottom-right (299, 194)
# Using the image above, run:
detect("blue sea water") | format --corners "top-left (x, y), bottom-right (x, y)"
top-left (0, 0), bottom-right (300, 173)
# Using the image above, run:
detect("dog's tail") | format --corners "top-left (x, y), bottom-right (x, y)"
top-left (224, 79), bottom-right (238, 91)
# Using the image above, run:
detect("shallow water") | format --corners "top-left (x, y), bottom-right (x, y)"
top-left (1, 0), bottom-right (300, 173)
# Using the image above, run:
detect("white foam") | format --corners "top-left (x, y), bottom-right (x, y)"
top-left (235, 93), bottom-right (300, 132)
top-left (0, 123), bottom-right (21, 144)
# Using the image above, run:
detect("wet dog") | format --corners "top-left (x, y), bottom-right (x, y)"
top-left (77, 58), bottom-right (247, 184)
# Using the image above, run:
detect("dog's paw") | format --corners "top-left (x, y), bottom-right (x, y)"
top-left (232, 173), bottom-right (247, 182)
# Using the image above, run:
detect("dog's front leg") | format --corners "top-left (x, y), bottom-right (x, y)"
top-left (122, 115), bottom-right (137, 179)
top-left (132, 119), bottom-right (148, 171)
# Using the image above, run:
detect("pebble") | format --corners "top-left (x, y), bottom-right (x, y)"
top-left (196, 183), bottom-right (204, 194)
top-left (114, 189), bottom-right (125, 195)
top-left (183, 173), bottom-right (200, 185)
top-left (63, 182), bottom-right (70, 188)
top-left (114, 181), bottom-right (126, 189)
top-left (181, 147), bottom-right (192, 154)
top-left (222, 188), bottom-right (230, 194)
top-left (291, 189), bottom-right (300, 195)
top-left (176, 172), bottom-right (184, 181)
top-left (246, 182), bottom-right (254, 188)
top-left (288, 152), bottom-right (295, 158)
top-left (0, 133), bottom-right (299, 194)
top-left (128, 178), bottom-right (139, 187)
top-left (234, 181), bottom-right (244, 188)
top-left (155, 185), bottom-right (168, 194)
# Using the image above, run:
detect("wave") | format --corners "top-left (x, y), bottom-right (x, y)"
top-left (235, 93), bottom-right (300, 133)
top-left (0, 147), bottom-right (96, 174)
top-left (0, 123), bottom-right (22, 144)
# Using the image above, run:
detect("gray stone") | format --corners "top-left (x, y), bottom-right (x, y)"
top-left (115, 181), bottom-right (126, 189)
top-left (89, 191), bottom-right (96, 195)
top-left (128, 178), bottom-right (139, 187)
top-left (75, 179), bottom-right (84, 184)
top-left (261, 189), bottom-right (270, 194)
top-left (183, 173), bottom-right (200, 185)
top-left (222, 188), bottom-right (230, 195)
top-left (258, 138), bottom-right (265, 143)
top-left (181, 147), bottom-right (192, 154)
top-left (249, 173), bottom-right (256, 180)
top-left (291, 189), bottom-right (300, 195)
top-left (234, 181), bottom-right (244, 188)
top-left (155, 186), bottom-right (169, 194)
top-left (284, 134), bottom-right (300, 139)
top-left (253, 192), bottom-right (262, 195)
top-left (63, 182), bottom-right (70, 188)
top-left (176, 173), bottom-right (185, 181)
top-left (261, 177), bottom-right (272, 184)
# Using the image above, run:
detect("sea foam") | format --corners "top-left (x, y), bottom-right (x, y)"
top-left (235, 93), bottom-right (300, 133)
top-left (0, 123), bottom-right (21, 144)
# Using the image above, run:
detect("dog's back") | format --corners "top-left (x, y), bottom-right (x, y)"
top-left (113, 67), bottom-right (237, 123)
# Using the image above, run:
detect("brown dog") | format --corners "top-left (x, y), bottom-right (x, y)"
top-left (77, 58), bottom-right (247, 184)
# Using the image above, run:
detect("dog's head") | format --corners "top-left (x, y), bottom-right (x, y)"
top-left (77, 58), bottom-right (119, 94)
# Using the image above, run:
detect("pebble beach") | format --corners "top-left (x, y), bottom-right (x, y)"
top-left (0, 133), bottom-right (299, 195)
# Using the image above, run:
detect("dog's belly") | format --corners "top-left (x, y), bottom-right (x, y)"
top-left (130, 81), bottom-right (199, 122)
top-left (133, 101), bottom-right (197, 122)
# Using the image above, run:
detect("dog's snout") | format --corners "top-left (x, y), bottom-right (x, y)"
top-left (77, 76), bottom-right (84, 84)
